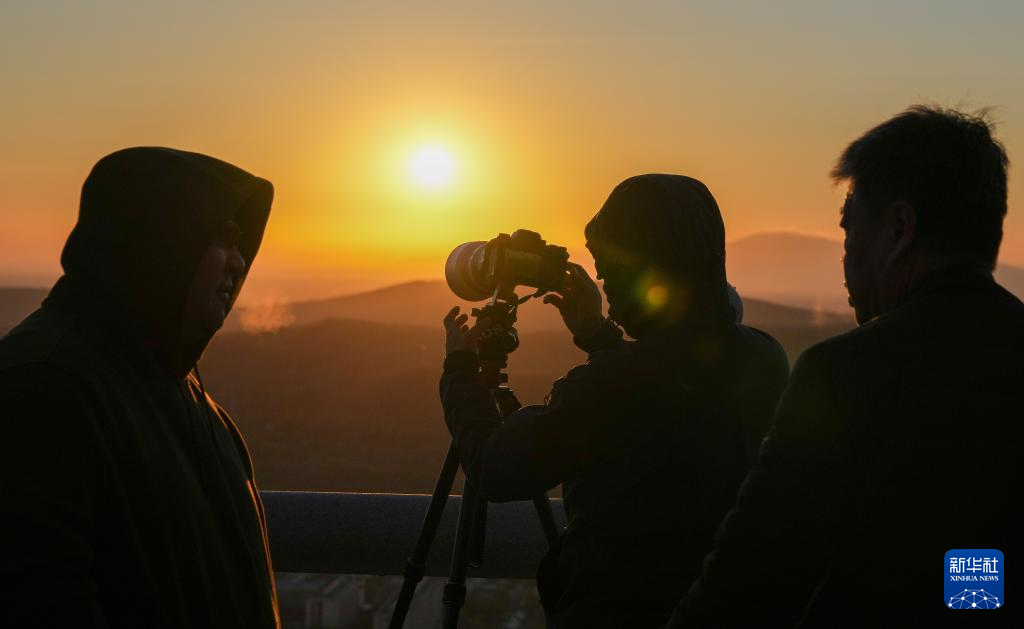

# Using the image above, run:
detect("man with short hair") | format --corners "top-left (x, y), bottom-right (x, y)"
top-left (0, 147), bottom-right (280, 627)
top-left (665, 106), bottom-right (1023, 627)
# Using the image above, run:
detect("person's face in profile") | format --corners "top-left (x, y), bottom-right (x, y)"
top-left (840, 190), bottom-right (887, 324)
top-left (587, 240), bottom-right (644, 334)
top-left (180, 220), bottom-right (247, 344)
top-left (587, 242), bottom-right (622, 322)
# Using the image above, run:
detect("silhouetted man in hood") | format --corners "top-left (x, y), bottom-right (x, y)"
top-left (0, 147), bottom-right (279, 627)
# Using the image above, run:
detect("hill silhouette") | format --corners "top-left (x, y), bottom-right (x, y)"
top-left (0, 279), bottom-right (854, 493)
top-left (199, 311), bottom-right (852, 493)
top-left (7, 232), bottom-right (1021, 336)
top-left (223, 278), bottom-right (854, 335)
top-left (199, 318), bottom-right (588, 492)
top-left (995, 263), bottom-right (1024, 299)
top-left (726, 232), bottom-right (848, 312)
top-left (0, 287), bottom-right (48, 334)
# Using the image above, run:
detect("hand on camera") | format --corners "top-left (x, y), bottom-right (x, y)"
top-left (443, 306), bottom-right (491, 356)
top-left (543, 262), bottom-right (605, 340)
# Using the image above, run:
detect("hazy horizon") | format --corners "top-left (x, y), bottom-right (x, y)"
top-left (4, 230), bottom-right (1022, 314)
top-left (0, 228), bottom-right (833, 297)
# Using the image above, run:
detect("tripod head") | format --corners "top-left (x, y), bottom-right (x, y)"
top-left (470, 282), bottom-right (545, 412)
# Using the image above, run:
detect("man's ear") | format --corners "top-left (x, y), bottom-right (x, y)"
top-left (887, 201), bottom-right (918, 261)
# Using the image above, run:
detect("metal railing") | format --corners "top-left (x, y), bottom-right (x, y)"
top-left (262, 491), bottom-right (566, 579)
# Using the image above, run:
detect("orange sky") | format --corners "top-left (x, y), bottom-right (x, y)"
top-left (3, 1), bottom-right (1024, 302)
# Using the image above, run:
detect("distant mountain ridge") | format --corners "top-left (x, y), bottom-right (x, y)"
top-left (6, 230), bottom-right (1023, 336)
top-left (0, 273), bottom-right (857, 498)
top-left (726, 232), bottom-right (847, 312)
top-left (0, 287), bottom-right (48, 333)
top-left (223, 279), bottom-right (854, 335)
top-left (199, 311), bottom-right (850, 493)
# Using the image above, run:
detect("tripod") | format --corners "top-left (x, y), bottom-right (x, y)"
top-left (389, 291), bottom-right (562, 629)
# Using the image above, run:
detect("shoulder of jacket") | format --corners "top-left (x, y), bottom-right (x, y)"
top-left (0, 307), bottom-right (96, 375)
top-left (736, 324), bottom-right (790, 371)
top-left (798, 313), bottom-right (891, 366)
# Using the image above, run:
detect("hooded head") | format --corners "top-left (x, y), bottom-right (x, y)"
top-left (49, 146), bottom-right (273, 376)
top-left (585, 174), bottom-right (733, 338)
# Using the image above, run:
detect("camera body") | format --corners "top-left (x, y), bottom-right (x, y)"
top-left (445, 230), bottom-right (569, 301)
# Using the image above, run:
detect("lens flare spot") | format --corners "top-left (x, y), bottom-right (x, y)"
top-left (645, 284), bottom-right (669, 309)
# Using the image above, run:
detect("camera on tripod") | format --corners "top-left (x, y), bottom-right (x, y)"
top-left (445, 229), bottom-right (569, 302)
top-left (390, 232), bottom-right (565, 629)
top-left (444, 230), bottom-right (570, 364)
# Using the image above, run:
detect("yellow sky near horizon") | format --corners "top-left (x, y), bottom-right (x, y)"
top-left (3, 1), bottom-right (1024, 302)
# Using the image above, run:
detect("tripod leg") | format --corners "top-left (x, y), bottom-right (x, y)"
top-left (389, 442), bottom-right (461, 629)
top-left (468, 496), bottom-right (488, 568)
top-left (533, 494), bottom-right (561, 547)
top-left (443, 478), bottom-right (480, 629)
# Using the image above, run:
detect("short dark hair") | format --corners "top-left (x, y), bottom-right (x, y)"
top-left (833, 105), bottom-right (1009, 269)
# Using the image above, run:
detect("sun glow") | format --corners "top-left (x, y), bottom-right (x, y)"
top-left (409, 145), bottom-right (456, 189)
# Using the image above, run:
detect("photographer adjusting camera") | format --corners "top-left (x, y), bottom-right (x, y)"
top-left (440, 174), bottom-right (789, 629)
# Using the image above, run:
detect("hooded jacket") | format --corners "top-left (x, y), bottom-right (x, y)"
top-left (440, 175), bottom-right (790, 628)
top-left (0, 147), bottom-right (278, 628)
top-left (584, 175), bottom-right (735, 336)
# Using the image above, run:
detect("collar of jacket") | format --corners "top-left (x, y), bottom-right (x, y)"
top-left (904, 262), bottom-right (997, 306)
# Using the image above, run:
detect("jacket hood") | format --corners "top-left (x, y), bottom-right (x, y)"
top-left (585, 174), bottom-right (732, 333)
top-left (46, 146), bottom-right (273, 364)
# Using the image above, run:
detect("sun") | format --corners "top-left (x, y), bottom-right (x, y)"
top-left (409, 145), bottom-right (456, 189)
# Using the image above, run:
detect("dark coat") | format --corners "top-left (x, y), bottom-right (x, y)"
top-left (441, 319), bottom-right (789, 628)
top-left (0, 147), bottom-right (279, 628)
top-left (666, 268), bottom-right (1024, 628)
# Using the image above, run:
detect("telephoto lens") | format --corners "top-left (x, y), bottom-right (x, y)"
top-left (445, 241), bottom-right (491, 301)
top-left (444, 230), bottom-right (569, 301)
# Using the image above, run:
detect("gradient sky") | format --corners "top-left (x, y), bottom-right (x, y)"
top-left (3, 0), bottom-right (1023, 302)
